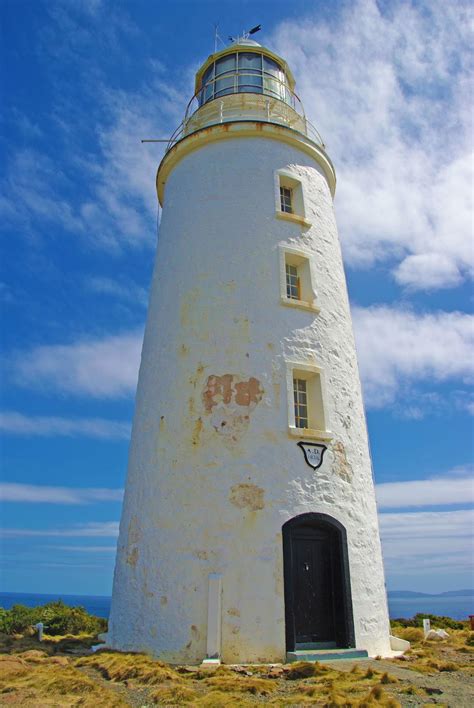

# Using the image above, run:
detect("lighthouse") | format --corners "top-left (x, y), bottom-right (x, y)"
top-left (108, 33), bottom-right (392, 663)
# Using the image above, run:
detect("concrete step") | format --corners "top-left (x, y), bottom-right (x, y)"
top-left (295, 642), bottom-right (336, 650)
top-left (287, 648), bottom-right (369, 663)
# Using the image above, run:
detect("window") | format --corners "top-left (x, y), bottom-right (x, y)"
top-left (285, 263), bottom-right (299, 300)
top-left (275, 171), bottom-right (310, 227)
top-left (293, 377), bottom-right (308, 428)
top-left (280, 186), bottom-right (293, 213)
top-left (280, 246), bottom-right (319, 312)
top-left (286, 362), bottom-right (331, 439)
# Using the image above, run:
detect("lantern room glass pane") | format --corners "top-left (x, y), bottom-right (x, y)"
top-left (263, 56), bottom-right (281, 77)
top-left (215, 53), bottom-right (236, 76)
top-left (238, 72), bottom-right (263, 93)
top-left (200, 64), bottom-right (215, 105)
top-left (238, 52), bottom-right (262, 74)
top-left (215, 74), bottom-right (235, 97)
top-left (263, 75), bottom-right (282, 98)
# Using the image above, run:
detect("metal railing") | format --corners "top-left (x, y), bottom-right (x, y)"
top-left (164, 74), bottom-right (325, 153)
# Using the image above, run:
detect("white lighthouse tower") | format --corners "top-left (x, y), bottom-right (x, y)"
top-left (108, 34), bottom-right (392, 663)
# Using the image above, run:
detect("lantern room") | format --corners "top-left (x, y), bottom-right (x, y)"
top-left (195, 39), bottom-right (295, 107)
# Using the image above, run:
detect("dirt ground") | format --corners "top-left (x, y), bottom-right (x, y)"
top-left (0, 629), bottom-right (473, 707)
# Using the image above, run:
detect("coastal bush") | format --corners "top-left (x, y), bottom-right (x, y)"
top-left (390, 613), bottom-right (465, 630)
top-left (0, 601), bottom-right (107, 636)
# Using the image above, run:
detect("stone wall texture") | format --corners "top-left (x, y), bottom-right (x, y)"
top-left (108, 134), bottom-right (392, 662)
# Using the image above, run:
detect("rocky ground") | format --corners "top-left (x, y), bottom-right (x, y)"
top-left (0, 628), bottom-right (472, 707)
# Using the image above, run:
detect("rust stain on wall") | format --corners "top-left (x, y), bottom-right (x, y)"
top-left (333, 441), bottom-right (353, 482)
top-left (192, 417), bottom-right (203, 447)
top-left (126, 547), bottom-right (139, 568)
top-left (227, 607), bottom-right (240, 617)
top-left (128, 516), bottom-right (140, 545)
top-left (229, 483), bottom-right (265, 511)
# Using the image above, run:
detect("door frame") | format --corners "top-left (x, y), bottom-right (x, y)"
top-left (282, 512), bottom-right (355, 651)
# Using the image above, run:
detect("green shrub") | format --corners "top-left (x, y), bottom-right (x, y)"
top-left (0, 601), bottom-right (107, 636)
top-left (390, 613), bottom-right (464, 630)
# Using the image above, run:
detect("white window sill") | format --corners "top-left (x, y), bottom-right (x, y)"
top-left (275, 211), bottom-right (312, 229)
top-left (288, 426), bottom-right (333, 441)
top-left (280, 296), bottom-right (320, 314)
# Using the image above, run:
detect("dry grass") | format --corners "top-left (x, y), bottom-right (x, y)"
top-left (0, 652), bottom-right (126, 707)
top-left (204, 674), bottom-right (277, 694)
top-left (392, 628), bottom-right (472, 674)
top-left (1, 628), bottom-right (473, 706)
top-left (393, 626), bottom-right (424, 643)
top-left (76, 650), bottom-right (181, 684)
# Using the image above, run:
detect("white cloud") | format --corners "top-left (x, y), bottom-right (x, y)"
top-left (376, 469), bottom-right (474, 508)
top-left (0, 483), bottom-right (123, 504)
top-left (379, 509), bottom-right (474, 574)
top-left (13, 330), bottom-right (142, 398)
top-left (85, 276), bottom-right (148, 307)
top-left (352, 305), bottom-right (474, 407)
top-left (1, 522), bottom-right (119, 538)
top-left (1, 3), bottom-right (188, 252)
top-left (0, 412), bottom-right (130, 439)
top-left (10, 303), bottom-right (473, 409)
top-left (271, 0), bottom-right (473, 289)
top-left (393, 254), bottom-right (463, 291)
top-left (0, 149), bottom-right (85, 240)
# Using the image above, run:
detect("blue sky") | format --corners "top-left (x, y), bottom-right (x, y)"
top-left (1, 0), bottom-right (473, 597)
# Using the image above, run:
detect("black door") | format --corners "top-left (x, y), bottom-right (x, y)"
top-left (292, 527), bottom-right (336, 642)
top-left (283, 513), bottom-right (355, 651)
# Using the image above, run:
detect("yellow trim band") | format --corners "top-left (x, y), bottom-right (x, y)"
top-left (156, 121), bottom-right (336, 206)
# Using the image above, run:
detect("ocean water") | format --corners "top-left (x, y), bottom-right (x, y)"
top-left (1, 592), bottom-right (472, 621)
top-left (388, 595), bottom-right (473, 621)
top-left (0, 592), bottom-right (111, 619)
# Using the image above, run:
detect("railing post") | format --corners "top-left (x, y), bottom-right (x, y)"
top-left (266, 99), bottom-right (270, 121)
top-left (220, 101), bottom-right (224, 123)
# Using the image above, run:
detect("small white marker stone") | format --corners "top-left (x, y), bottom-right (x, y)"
top-left (423, 618), bottom-right (431, 637)
top-left (35, 622), bottom-right (44, 641)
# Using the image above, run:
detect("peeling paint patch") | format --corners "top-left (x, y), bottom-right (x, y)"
top-left (160, 596), bottom-right (168, 606)
top-left (203, 374), bottom-right (233, 412)
top-left (194, 550), bottom-right (208, 560)
top-left (203, 374), bottom-right (263, 412)
top-left (234, 377), bottom-right (262, 406)
top-left (202, 374), bottom-right (264, 442)
top-left (333, 441), bottom-right (353, 482)
top-left (229, 483), bottom-right (265, 511)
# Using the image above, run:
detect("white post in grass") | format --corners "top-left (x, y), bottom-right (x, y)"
top-left (202, 573), bottom-right (222, 665)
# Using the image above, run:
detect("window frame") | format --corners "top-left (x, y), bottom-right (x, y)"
top-left (279, 245), bottom-right (319, 313)
top-left (275, 170), bottom-right (311, 228)
top-left (280, 186), bottom-right (293, 214)
top-left (286, 361), bottom-right (332, 440)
